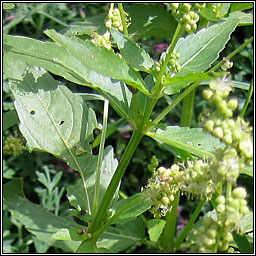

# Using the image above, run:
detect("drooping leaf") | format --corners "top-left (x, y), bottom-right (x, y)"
top-left (124, 3), bottom-right (177, 40)
top-left (110, 28), bottom-right (154, 72)
top-left (97, 218), bottom-right (145, 253)
top-left (163, 71), bottom-right (226, 95)
top-left (66, 146), bottom-right (119, 215)
top-left (3, 178), bottom-right (81, 252)
top-left (109, 193), bottom-right (152, 224)
top-left (44, 29), bottom-right (149, 95)
top-left (147, 219), bottom-right (166, 243)
top-left (147, 126), bottom-right (225, 159)
top-left (165, 17), bottom-right (239, 95)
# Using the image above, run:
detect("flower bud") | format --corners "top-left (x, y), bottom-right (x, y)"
top-left (204, 120), bottom-right (214, 132)
top-left (203, 89), bottom-right (213, 100)
top-left (213, 127), bottom-right (223, 138)
top-left (232, 187), bottom-right (247, 199)
top-left (216, 195), bottom-right (225, 205)
top-left (227, 98), bottom-right (238, 111)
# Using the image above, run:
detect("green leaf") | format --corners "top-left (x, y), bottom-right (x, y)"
top-left (97, 218), bottom-right (145, 253)
top-left (232, 81), bottom-right (250, 90)
top-left (239, 211), bottom-right (253, 233)
top-left (165, 17), bottom-right (239, 95)
top-left (230, 3), bottom-right (253, 12)
top-left (3, 178), bottom-right (81, 252)
top-left (9, 69), bottom-right (96, 155)
top-left (240, 166), bottom-right (253, 177)
top-left (226, 11), bottom-right (253, 26)
top-left (163, 72), bottom-right (226, 95)
top-left (110, 28), bottom-right (154, 72)
top-left (66, 146), bottom-right (119, 215)
top-left (3, 109), bottom-right (19, 130)
top-left (147, 219), bottom-right (166, 243)
top-left (44, 29), bottom-right (149, 95)
top-left (110, 193), bottom-right (152, 224)
top-left (147, 126), bottom-right (225, 159)
top-left (3, 35), bottom-right (134, 123)
top-left (124, 3), bottom-right (177, 40)
top-left (232, 232), bottom-right (253, 253)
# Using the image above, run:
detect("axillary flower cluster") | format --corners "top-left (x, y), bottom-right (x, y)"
top-left (145, 77), bottom-right (252, 252)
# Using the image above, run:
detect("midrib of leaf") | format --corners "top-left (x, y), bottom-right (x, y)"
top-left (25, 77), bottom-right (91, 214)
top-left (11, 49), bottom-right (92, 87)
top-left (147, 132), bottom-right (214, 159)
top-left (180, 21), bottom-right (236, 69)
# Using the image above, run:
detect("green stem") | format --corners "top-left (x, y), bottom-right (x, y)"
top-left (118, 3), bottom-right (128, 37)
top-left (174, 198), bottom-right (207, 251)
top-left (159, 191), bottom-right (180, 252)
top-left (92, 194), bottom-right (145, 242)
top-left (142, 24), bottom-right (184, 127)
top-left (240, 78), bottom-right (253, 118)
top-left (180, 89), bottom-right (195, 127)
top-left (89, 129), bottom-right (144, 234)
top-left (152, 82), bottom-right (200, 127)
top-left (92, 99), bottom-right (109, 215)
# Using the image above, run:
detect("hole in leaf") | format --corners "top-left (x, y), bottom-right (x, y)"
top-left (59, 120), bottom-right (64, 126)
top-left (30, 110), bottom-right (35, 115)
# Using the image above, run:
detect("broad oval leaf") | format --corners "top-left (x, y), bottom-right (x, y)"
top-left (9, 69), bottom-right (94, 156)
top-left (147, 126), bottom-right (225, 159)
top-left (147, 219), bottom-right (166, 243)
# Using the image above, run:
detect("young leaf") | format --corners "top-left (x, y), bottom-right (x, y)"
top-left (165, 17), bottom-right (239, 95)
top-left (147, 219), bottom-right (166, 243)
top-left (44, 29), bottom-right (150, 95)
top-left (110, 28), bottom-right (154, 72)
top-left (3, 178), bottom-right (81, 252)
top-left (147, 126), bottom-right (225, 159)
top-left (51, 228), bottom-right (89, 241)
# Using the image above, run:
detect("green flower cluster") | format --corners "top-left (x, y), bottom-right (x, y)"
top-left (154, 49), bottom-right (181, 79)
top-left (4, 133), bottom-right (27, 156)
top-left (105, 7), bottom-right (130, 32)
top-left (170, 3), bottom-right (206, 32)
top-left (202, 78), bottom-right (253, 167)
top-left (146, 159), bottom-right (216, 217)
top-left (146, 165), bottom-right (184, 218)
top-left (186, 187), bottom-right (249, 253)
